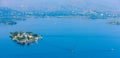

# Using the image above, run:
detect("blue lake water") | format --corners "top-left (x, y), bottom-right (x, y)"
top-left (0, 17), bottom-right (120, 58)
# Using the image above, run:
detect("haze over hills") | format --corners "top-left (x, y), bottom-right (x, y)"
top-left (0, 0), bottom-right (120, 11)
top-left (0, 0), bottom-right (120, 25)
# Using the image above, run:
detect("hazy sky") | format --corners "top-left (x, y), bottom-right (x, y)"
top-left (0, 0), bottom-right (120, 10)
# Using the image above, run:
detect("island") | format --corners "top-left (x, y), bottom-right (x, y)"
top-left (10, 32), bottom-right (43, 45)
top-left (107, 21), bottom-right (120, 25)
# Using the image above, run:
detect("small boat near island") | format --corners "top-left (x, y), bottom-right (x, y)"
top-left (10, 32), bottom-right (43, 45)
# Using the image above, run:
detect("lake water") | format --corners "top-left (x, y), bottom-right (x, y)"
top-left (0, 17), bottom-right (120, 58)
